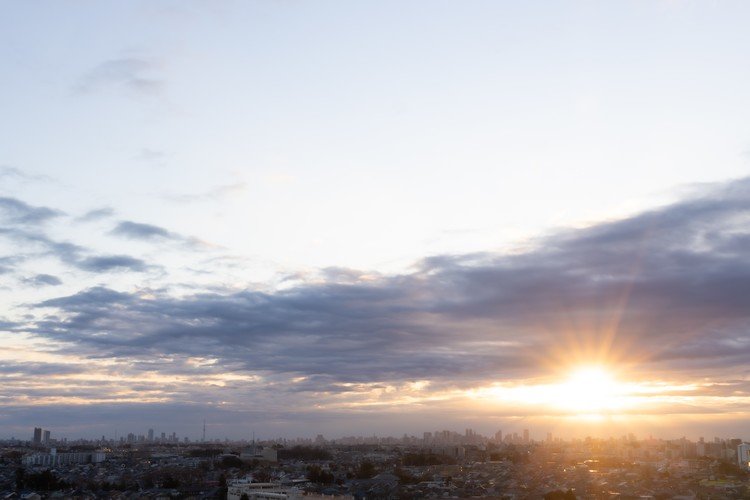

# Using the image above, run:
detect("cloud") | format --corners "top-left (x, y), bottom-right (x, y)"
top-left (0, 166), bottom-right (54, 183)
top-left (134, 148), bottom-right (166, 162)
top-left (24, 177), bottom-right (750, 396)
top-left (77, 207), bottom-right (115, 222)
top-left (110, 220), bottom-right (208, 250)
top-left (0, 256), bottom-right (17, 274)
top-left (0, 196), bottom-right (63, 224)
top-left (111, 221), bottom-right (174, 240)
top-left (76, 255), bottom-right (149, 273)
top-left (164, 182), bottom-right (248, 203)
top-left (0, 200), bottom-right (153, 275)
top-left (0, 226), bottom-right (146, 274)
top-left (23, 274), bottom-right (63, 287)
top-left (75, 57), bottom-right (164, 95)
top-left (0, 226), bottom-right (84, 265)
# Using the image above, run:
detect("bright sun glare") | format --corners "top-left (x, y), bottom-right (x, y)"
top-left (474, 365), bottom-right (642, 416)
top-left (549, 366), bottom-right (629, 414)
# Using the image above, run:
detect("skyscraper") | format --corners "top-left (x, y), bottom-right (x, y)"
top-left (33, 427), bottom-right (42, 445)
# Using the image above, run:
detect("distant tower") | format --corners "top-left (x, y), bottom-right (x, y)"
top-left (202, 419), bottom-right (206, 442)
top-left (33, 427), bottom-right (42, 445)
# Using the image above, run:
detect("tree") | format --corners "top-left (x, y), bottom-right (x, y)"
top-left (544, 489), bottom-right (576, 500)
top-left (15, 467), bottom-right (24, 490)
top-left (219, 455), bottom-right (244, 469)
top-left (356, 461), bottom-right (376, 479)
top-left (307, 465), bottom-right (334, 484)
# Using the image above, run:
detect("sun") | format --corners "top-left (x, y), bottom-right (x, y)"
top-left (548, 365), bottom-right (629, 414)
top-left (470, 364), bottom-right (651, 417)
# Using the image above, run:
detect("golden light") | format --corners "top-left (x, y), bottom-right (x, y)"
top-left (470, 364), bottom-right (650, 417)
top-left (547, 365), bottom-right (629, 414)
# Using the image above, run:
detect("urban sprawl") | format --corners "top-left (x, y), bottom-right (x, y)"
top-left (2, 427), bottom-right (750, 499)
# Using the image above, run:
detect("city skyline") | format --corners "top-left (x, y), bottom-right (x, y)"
top-left (3, 2), bottom-right (750, 441)
top-left (12, 423), bottom-right (750, 449)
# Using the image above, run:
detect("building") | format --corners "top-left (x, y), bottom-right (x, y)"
top-left (22, 448), bottom-right (106, 467)
top-left (32, 427), bottom-right (42, 445)
top-left (737, 443), bottom-right (750, 470)
top-left (227, 480), bottom-right (351, 500)
top-left (43, 430), bottom-right (50, 444)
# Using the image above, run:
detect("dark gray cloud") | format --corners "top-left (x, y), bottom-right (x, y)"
top-left (0, 318), bottom-right (20, 331)
top-left (75, 57), bottom-right (163, 95)
top-left (23, 274), bottom-right (63, 287)
top-left (110, 220), bottom-right (206, 249)
top-left (0, 361), bottom-right (82, 377)
top-left (76, 255), bottom-right (149, 273)
top-left (0, 196), bottom-right (63, 224)
top-left (19, 177), bottom-right (750, 397)
top-left (111, 220), bottom-right (173, 240)
top-left (0, 226), bottom-right (84, 264)
top-left (0, 226), bottom-right (148, 274)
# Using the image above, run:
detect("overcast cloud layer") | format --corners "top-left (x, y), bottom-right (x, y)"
top-left (1, 177), bottom-right (750, 438)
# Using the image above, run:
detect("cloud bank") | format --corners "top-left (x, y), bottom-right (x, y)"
top-left (4, 177), bottom-right (750, 436)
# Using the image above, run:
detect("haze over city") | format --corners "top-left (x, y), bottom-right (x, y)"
top-left (3, 0), bottom-right (750, 444)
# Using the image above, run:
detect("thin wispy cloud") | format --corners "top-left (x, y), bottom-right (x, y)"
top-left (164, 181), bottom-right (248, 203)
top-left (134, 148), bottom-right (166, 162)
top-left (77, 207), bottom-right (115, 222)
top-left (75, 57), bottom-right (164, 96)
top-left (0, 166), bottom-right (54, 184)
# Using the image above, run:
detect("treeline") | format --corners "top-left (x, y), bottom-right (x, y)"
top-left (401, 452), bottom-right (454, 466)
top-left (15, 469), bottom-right (70, 491)
top-left (277, 446), bottom-right (332, 461)
top-left (187, 448), bottom-right (223, 458)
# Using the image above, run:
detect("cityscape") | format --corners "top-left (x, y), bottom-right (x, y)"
top-left (2, 426), bottom-right (750, 498)
top-left (4, 0), bottom-right (750, 498)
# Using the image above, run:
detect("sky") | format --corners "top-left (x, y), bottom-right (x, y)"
top-left (2, 0), bottom-right (750, 442)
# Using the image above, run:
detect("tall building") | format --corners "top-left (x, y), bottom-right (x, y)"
top-left (33, 427), bottom-right (42, 445)
top-left (523, 429), bottom-right (529, 444)
top-left (148, 429), bottom-right (154, 442)
top-left (43, 430), bottom-right (50, 444)
top-left (738, 443), bottom-right (750, 470)
top-left (494, 430), bottom-right (502, 443)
